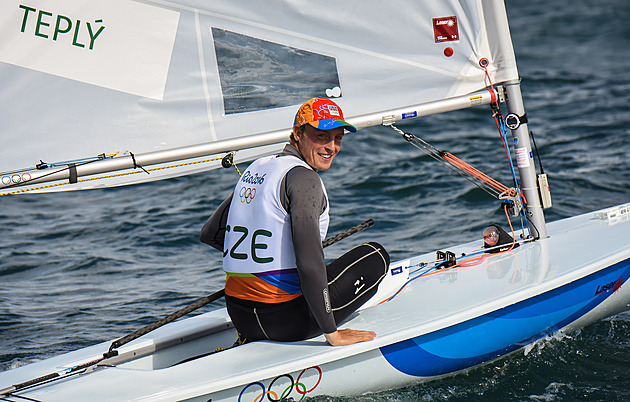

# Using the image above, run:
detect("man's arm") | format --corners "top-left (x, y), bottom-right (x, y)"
top-left (284, 165), bottom-right (377, 346)
top-left (284, 167), bottom-right (338, 334)
top-left (200, 193), bottom-right (233, 251)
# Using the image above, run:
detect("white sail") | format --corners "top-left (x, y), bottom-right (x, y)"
top-left (0, 0), bottom-right (518, 195)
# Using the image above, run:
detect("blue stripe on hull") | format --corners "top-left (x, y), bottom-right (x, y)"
top-left (380, 258), bottom-right (630, 377)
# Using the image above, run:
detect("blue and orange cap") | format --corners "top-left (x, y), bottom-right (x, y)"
top-left (293, 98), bottom-right (356, 132)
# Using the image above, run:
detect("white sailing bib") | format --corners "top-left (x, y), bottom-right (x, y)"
top-left (223, 154), bottom-right (329, 274)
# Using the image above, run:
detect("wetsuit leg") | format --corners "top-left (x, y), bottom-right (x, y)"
top-left (327, 241), bottom-right (389, 324)
top-left (226, 295), bottom-right (321, 342)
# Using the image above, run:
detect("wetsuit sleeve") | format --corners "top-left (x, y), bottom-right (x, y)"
top-left (200, 193), bottom-right (233, 251)
top-left (284, 167), bottom-right (337, 334)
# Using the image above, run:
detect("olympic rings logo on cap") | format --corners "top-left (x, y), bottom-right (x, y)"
top-left (239, 186), bottom-right (256, 204)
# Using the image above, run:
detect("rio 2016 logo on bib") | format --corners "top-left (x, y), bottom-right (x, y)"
top-left (239, 187), bottom-right (256, 204)
top-left (241, 170), bottom-right (265, 185)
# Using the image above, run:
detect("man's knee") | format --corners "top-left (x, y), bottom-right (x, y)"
top-left (327, 241), bottom-right (390, 307)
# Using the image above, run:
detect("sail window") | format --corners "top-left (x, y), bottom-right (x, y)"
top-left (212, 28), bottom-right (342, 115)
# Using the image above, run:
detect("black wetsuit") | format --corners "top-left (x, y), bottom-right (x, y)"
top-left (201, 144), bottom-right (389, 342)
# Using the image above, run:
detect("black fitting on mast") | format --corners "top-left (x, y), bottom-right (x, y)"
top-left (505, 113), bottom-right (528, 130)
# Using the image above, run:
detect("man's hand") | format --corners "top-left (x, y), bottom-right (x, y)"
top-left (324, 328), bottom-right (376, 346)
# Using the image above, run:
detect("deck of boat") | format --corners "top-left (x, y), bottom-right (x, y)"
top-left (1, 206), bottom-right (629, 401)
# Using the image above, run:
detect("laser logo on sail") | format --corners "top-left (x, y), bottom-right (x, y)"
top-left (433, 16), bottom-right (459, 43)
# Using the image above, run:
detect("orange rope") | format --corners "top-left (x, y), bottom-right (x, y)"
top-left (441, 152), bottom-right (516, 197)
top-left (448, 205), bottom-right (517, 270)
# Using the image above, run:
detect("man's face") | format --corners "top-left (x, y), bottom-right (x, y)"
top-left (293, 124), bottom-right (344, 171)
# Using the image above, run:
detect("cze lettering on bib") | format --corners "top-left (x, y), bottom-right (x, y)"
top-left (224, 225), bottom-right (274, 263)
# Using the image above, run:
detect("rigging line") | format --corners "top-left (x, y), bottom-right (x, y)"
top-left (490, 107), bottom-right (519, 191)
top-left (482, 65), bottom-right (521, 189)
top-left (389, 125), bottom-right (499, 197)
top-left (529, 130), bottom-right (545, 174)
top-left (407, 138), bottom-right (501, 198)
top-left (441, 152), bottom-right (515, 196)
top-left (220, 152), bottom-right (242, 176)
top-left (233, 160), bottom-right (242, 177)
top-left (0, 361), bottom-right (94, 398)
top-left (1, 218), bottom-right (377, 396)
top-left (523, 209), bottom-right (541, 241)
top-left (390, 125), bottom-right (507, 199)
top-left (482, 65), bottom-right (533, 238)
top-left (497, 116), bottom-right (522, 198)
top-left (0, 393), bottom-right (42, 402)
top-left (483, 67), bottom-right (529, 203)
top-left (496, 113), bottom-right (533, 236)
top-left (378, 262), bottom-right (437, 304)
top-left (0, 155), bottom-right (227, 196)
top-left (0, 153), bottom-right (119, 177)
top-left (129, 152), bottom-right (150, 175)
top-left (390, 125), bottom-right (441, 154)
top-left (0, 181), bottom-right (68, 196)
top-left (380, 205), bottom-right (534, 305)
top-left (1, 156), bottom-right (106, 191)
top-left (379, 239), bottom-right (533, 305)
top-left (493, 111), bottom-right (531, 237)
top-left (79, 156), bottom-right (226, 181)
top-left (408, 207), bottom-right (519, 276)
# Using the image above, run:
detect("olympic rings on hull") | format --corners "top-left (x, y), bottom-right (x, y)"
top-left (237, 366), bottom-right (323, 402)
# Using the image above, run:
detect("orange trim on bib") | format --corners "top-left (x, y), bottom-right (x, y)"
top-left (225, 276), bottom-right (302, 304)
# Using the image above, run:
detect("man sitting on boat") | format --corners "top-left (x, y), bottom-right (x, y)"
top-left (201, 98), bottom-right (389, 346)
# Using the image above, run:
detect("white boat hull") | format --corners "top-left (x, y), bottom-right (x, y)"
top-left (1, 206), bottom-right (629, 401)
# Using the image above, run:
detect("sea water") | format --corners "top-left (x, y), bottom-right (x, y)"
top-left (1, 0), bottom-right (629, 400)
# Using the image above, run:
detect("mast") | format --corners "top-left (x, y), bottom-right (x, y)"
top-left (503, 80), bottom-right (548, 239)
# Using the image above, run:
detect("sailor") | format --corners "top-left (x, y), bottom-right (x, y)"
top-left (201, 98), bottom-right (389, 346)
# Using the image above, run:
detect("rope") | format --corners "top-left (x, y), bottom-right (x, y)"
top-left (129, 152), bottom-right (150, 175)
top-left (391, 61), bottom-right (536, 239)
top-left (482, 65), bottom-right (528, 206)
top-left (107, 219), bottom-right (374, 354)
top-left (1, 218), bottom-right (375, 396)
top-left (441, 152), bottom-right (516, 197)
top-left (321, 219), bottom-right (374, 248)
top-left (529, 130), bottom-right (545, 175)
top-left (0, 154), bottom-right (231, 196)
top-left (390, 124), bottom-right (514, 200)
top-left (379, 203), bottom-right (529, 305)
top-left (233, 163), bottom-right (242, 177)
top-left (482, 63), bottom-right (534, 238)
